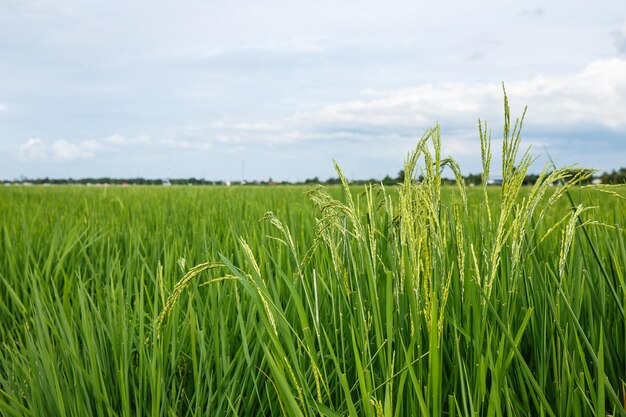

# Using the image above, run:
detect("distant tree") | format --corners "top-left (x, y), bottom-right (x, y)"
top-left (600, 168), bottom-right (626, 184)
top-left (465, 173), bottom-right (482, 186)
top-left (523, 174), bottom-right (540, 185)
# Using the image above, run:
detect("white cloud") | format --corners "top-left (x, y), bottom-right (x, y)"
top-left (307, 58), bottom-right (626, 131)
top-left (159, 58), bottom-right (625, 160)
top-left (102, 133), bottom-right (126, 145)
top-left (51, 139), bottom-right (101, 160)
top-left (18, 137), bottom-right (47, 160)
top-left (180, 121), bottom-right (293, 146)
top-left (10, 56), bottom-right (626, 176)
top-left (0, 103), bottom-right (6, 112)
top-left (50, 135), bottom-right (157, 160)
top-left (309, 83), bottom-right (497, 127)
top-left (24, 58), bottom-right (618, 163)
top-left (16, 133), bottom-right (157, 162)
top-left (153, 57), bottom-right (624, 168)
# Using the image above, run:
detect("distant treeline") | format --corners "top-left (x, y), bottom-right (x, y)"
top-left (3, 167), bottom-right (625, 186)
top-left (598, 167), bottom-right (626, 184)
top-left (1, 177), bottom-right (227, 186)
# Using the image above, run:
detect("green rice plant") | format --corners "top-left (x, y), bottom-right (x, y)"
top-left (0, 92), bottom-right (624, 416)
top-left (152, 91), bottom-right (625, 416)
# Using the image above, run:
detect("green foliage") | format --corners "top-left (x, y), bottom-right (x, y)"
top-left (600, 167), bottom-right (626, 184)
top-left (1, 96), bottom-right (625, 416)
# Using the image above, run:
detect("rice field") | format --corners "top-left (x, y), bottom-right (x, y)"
top-left (1, 107), bottom-right (625, 416)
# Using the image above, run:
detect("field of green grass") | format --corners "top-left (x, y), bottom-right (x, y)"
top-left (1, 117), bottom-right (625, 416)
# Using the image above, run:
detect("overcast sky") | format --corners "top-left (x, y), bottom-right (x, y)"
top-left (1, 0), bottom-right (625, 181)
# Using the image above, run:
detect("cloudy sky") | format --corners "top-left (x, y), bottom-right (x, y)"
top-left (1, 0), bottom-right (625, 181)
